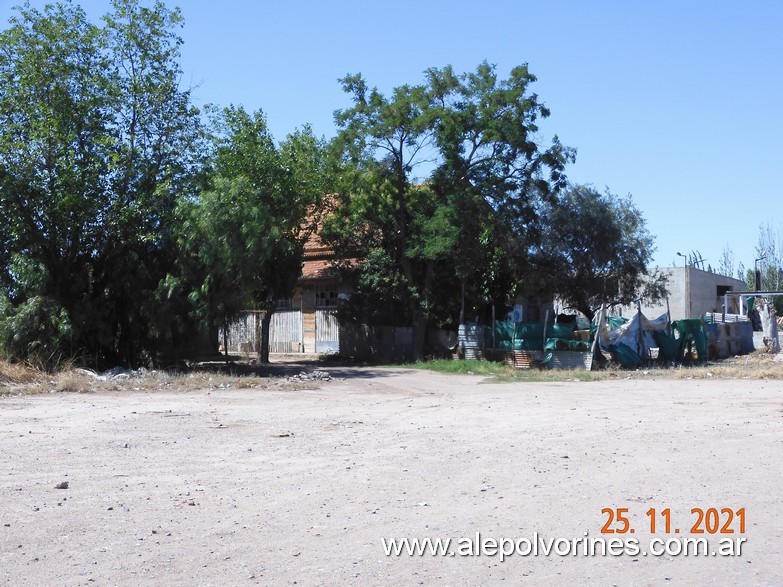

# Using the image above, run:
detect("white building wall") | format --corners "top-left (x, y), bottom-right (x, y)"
top-left (619, 267), bottom-right (746, 320)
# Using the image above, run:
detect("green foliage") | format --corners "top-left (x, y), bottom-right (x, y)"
top-left (0, 3), bottom-right (666, 367)
top-left (717, 244), bottom-right (735, 278)
top-left (747, 223), bottom-right (783, 313)
top-left (326, 62), bottom-right (573, 357)
top-left (0, 0), bottom-right (201, 366)
top-left (176, 106), bottom-right (331, 361)
top-left (0, 293), bottom-right (72, 368)
top-left (535, 184), bottom-right (667, 319)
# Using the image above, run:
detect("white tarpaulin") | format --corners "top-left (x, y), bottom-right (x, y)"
top-left (593, 305), bottom-right (670, 365)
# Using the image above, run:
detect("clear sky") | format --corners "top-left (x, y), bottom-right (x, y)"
top-left (2, 0), bottom-right (782, 274)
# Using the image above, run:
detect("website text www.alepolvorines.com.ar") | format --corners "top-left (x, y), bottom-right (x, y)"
top-left (382, 532), bottom-right (747, 562)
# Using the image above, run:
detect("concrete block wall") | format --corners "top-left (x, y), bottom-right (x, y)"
top-left (621, 267), bottom-right (746, 320)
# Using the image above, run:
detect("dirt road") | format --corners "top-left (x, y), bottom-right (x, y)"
top-left (1, 368), bottom-right (781, 585)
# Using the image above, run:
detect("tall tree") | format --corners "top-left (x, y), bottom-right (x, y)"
top-left (98, 0), bottom-right (202, 363)
top-left (753, 222), bottom-right (783, 292)
top-left (717, 244), bottom-right (736, 278)
top-left (0, 1), bottom-right (111, 364)
top-left (0, 0), bottom-right (201, 366)
top-left (534, 184), bottom-right (667, 320)
top-left (744, 222), bottom-right (783, 313)
top-left (327, 62), bottom-right (572, 359)
top-left (427, 63), bottom-right (574, 323)
top-left (179, 107), bottom-right (329, 363)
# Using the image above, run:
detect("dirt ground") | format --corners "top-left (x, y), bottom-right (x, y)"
top-left (1, 367), bottom-right (782, 586)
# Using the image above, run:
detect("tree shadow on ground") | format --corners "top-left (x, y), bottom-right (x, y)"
top-left (189, 354), bottom-right (414, 380)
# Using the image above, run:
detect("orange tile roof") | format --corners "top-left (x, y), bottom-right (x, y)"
top-left (299, 257), bottom-right (359, 283)
top-left (300, 259), bottom-right (339, 281)
top-left (298, 197), bottom-right (360, 282)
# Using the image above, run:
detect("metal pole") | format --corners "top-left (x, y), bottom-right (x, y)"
top-left (492, 305), bottom-right (496, 349)
top-left (677, 252), bottom-right (687, 267)
top-left (755, 255), bottom-right (767, 292)
top-left (543, 309), bottom-right (549, 352)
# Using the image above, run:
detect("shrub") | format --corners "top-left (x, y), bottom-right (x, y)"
top-left (0, 295), bottom-right (72, 369)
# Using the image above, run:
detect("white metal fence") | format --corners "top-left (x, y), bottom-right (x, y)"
top-left (271, 310), bottom-right (303, 353)
top-left (220, 310), bottom-right (303, 354)
top-left (315, 309), bottom-right (339, 354)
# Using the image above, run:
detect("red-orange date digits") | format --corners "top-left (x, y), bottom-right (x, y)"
top-left (600, 507), bottom-right (746, 534)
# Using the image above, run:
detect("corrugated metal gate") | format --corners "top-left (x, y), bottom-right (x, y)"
top-left (270, 310), bottom-right (302, 353)
top-left (221, 312), bottom-right (261, 353)
top-left (458, 324), bottom-right (484, 359)
top-left (315, 309), bottom-right (340, 354)
top-left (221, 310), bottom-right (303, 354)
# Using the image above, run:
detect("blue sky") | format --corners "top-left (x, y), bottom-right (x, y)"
top-left (2, 0), bottom-right (782, 274)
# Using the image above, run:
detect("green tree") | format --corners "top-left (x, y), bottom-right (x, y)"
top-left (717, 244), bottom-right (736, 278)
top-left (0, 1), bottom-right (111, 366)
top-left (179, 107), bottom-right (329, 363)
top-left (427, 62), bottom-right (574, 323)
top-left (326, 75), bottom-right (441, 356)
top-left (534, 184), bottom-right (667, 320)
top-left (97, 0), bottom-right (202, 363)
top-left (745, 222), bottom-right (783, 313)
top-left (326, 62), bottom-right (572, 359)
top-left (0, 0), bottom-right (201, 366)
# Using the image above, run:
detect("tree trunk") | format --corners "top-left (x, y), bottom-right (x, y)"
top-left (406, 260), bottom-right (435, 362)
top-left (760, 300), bottom-right (780, 353)
top-left (222, 318), bottom-right (229, 364)
top-left (258, 310), bottom-right (273, 363)
top-left (207, 312), bottom-right (218, 356)
top-left (411, 306), bottom-right (427, 362)
top-left (579, 304), bottom-right (595, 322)
top-left (459, 279), bottom-right (465, 325)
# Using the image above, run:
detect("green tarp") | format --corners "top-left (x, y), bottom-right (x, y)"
top-left (481, 320), bottom-right (583, 354)
top-left (611, 342), bottom-right (643, 368)
top-left (653, 330), bottom-right (681, 362)
top-left (548, 322), bottom-right (576, 339)
top-left (493, 320), bottom-right (516, 342)
top-left (607, 316), bottom-right (628, 330)
top-left (466, 312), bottom-right (709, 368)
top-left (650, 320), bottom-right (707, 364)
top-left (672, 319), bottom-right (707, 363)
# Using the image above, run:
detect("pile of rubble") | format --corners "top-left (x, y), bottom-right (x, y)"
top-left (74, 366), bottom-right (155, 381)
top-left (286, 370), bottom-right (332, 383)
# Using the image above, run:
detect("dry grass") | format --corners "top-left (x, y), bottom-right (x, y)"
top-left (50, 369), bottom-right (280, 394)
top-left (53, 371), bottom-right (96, 393)
top-left (416, 352), bottom-right (783, 383)
top-left (663, 351), bottom-right (783, 380)
top-left (0, 360), bottom-right (49, 396)
top-left (0, 360), bottom-right (318, 397)
top-left (553, 351), bottom-right (783, 381)
top-left (0, 360), bottom-right (46, 385)
top-left (3, 350), bottom-right (779, 398)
